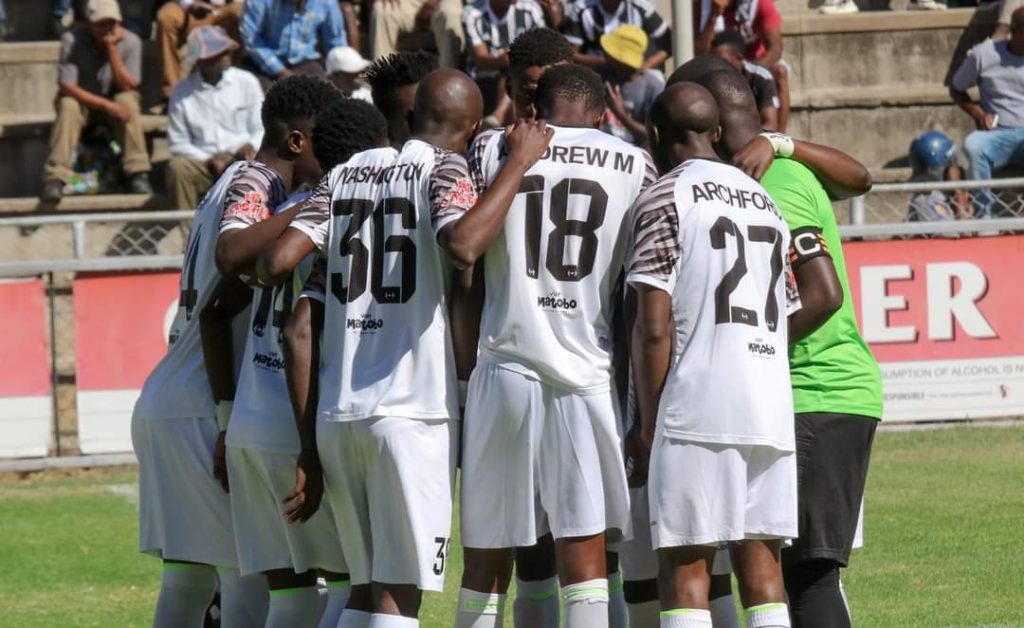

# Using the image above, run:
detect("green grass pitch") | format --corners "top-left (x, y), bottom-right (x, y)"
top-left (0, 426), bottom-right (1021, 627)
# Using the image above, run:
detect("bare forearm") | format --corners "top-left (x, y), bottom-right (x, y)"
top-left (631, 324), bottom-right (671, 441)
top-left (216, 204), bottom-right (303, 276)
top-left (951, 88), bottom-right (985, 122)
top-left (694, 18), bottom-right (718, 54)
top-left (617, 112), bottom-right (648, 142)
top-left (642, 49), bottom-right (669, 70)
top-left (755, 37), bottom-right (783, 69)
top-left (284, 297), bottom-right (322, 452)
top-left (575, 52), bottom-right (605, 68)
top-left (442, 157), bottom-right (532, 267)
top-left (473, 50), bottom-right (509, 72)
top-left (256, 228), bottom-right (316, 287)
top-left (792, 140), bottom-right (872, 200)
top-left (106, 47), bottom-right (138, 91)
top-left (60, 83), bottom-right (113, 112)
top-left (450, 265), bottom-right (484, 381)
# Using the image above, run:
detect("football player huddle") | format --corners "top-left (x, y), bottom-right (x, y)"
top-left (132, 28), bottom-right (881, 628)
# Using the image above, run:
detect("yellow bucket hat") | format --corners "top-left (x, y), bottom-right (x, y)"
top-left (600, 24), bottom-right (648, 70)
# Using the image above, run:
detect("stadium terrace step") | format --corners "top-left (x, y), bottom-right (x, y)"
top-left (0, 193), bottom-right (171, 216)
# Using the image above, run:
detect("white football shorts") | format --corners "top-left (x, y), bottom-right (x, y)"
top-left (461, 361), bottom-right (632, 549)
top-left (132, 413), bottom-right (237, 567)
top-left (227, 445), bottom-right (347, 576)
top-left (649, 437), bottom-right (797, 549)
top-left (317, 416), bottom-right (457, 592)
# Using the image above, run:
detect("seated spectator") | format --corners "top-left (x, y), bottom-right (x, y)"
top-left (995, 0), bottom-right (1023, 39)
top-left (711, 29), bottom-right (779, 130)
top-left (241, 0), bottom-right (347, 90)
top-left (463, 0), bottom-right (546, 125)
top-left (371, 0), bottom-right (465, 69)
top-left (156, 1), bottom-right (245, 100)
top-left (695, 0), bottom-right (790, 131)
top-left (907, 131), bottom-right (970, 221)
top-left (42, 0), bottom-right (151, 202)
top-left (166, 26), bottom-right (264, 210)
top-left (950, 7), bottom-right (1024, 218)
top-left (565, 0), bottom-right (671, 72)
top-left (326, 46), bottom-right (374, 102)
top-left (600, 25), bottom-right (661, 145)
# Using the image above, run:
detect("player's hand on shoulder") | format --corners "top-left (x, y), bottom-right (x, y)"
top-left (213, 431), bottom-right (230, 493)
top-left (283, 448), bottom-right (325, 523)
top-left (733, 134), bottom-right (775, 181)
top-left (504, 119), bottom-right (554, 170)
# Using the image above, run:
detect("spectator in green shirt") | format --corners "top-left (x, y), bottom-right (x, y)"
top-left (668, 55), bottom-right (881, 628)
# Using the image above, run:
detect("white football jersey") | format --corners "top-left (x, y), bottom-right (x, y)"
top-left (227, 190), bottom-right (314, 453)
top-left (627, 159), bottom-right (800, 451)
top-left (468, 125), bottom-right (657, 392)
top-left (291, 141), bottom-right (471, 422)
top-left (135, 161), bottom-right (285, 421)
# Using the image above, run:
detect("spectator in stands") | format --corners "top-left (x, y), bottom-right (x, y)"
top-left (326, 45), bottom-right (374, 102)
top-left (166, 26), bottom-right (264, 210)
top-left (565, 0), bottom-right (671, 72)
top-left (906, 130), bottom-right (970, 221)
top-left (463, 0), bottom-right (547, 126)
top-left (950, 7), bottom-right (1024, 217)
top-left (156, 1), bottom-right (245, 101)
top-left (241, 0), bottom-right (348, 90)
top-left (711, 28), bottom-right (780, 130)
top-left (995, 0), bottom-right (1023, 39)
top-left (695, 0), bottom-right (790, 131)
top-left (371, 0), bottom-right (465, 69)
top-left (42, 0), bottom-right (152, 202)
top-left (600, 25), bottom-right (661, 144)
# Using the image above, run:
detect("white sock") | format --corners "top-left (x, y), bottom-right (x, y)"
top-left (838, 577), bottom-right (852, 622)
top-left (152, 562), bottom-right (218, 628)
top-left (661, 608), bottom-right (713, 627)
top-left (368, 613), bottom-right (418, 627)
top-left (710, 594), bottom-right (740, 628)
top-left (266, 586), bottom-right (322, 628)
top-left (217, 567), bottom-right (269, 628)
top-left (338, 609), bottom-right (373, 628)
top-left (513, 576), bottom-right (559, 628)
top-left (455, 588), bottom-right (506, 628)
top-left (608, 572), bottom-right (628, 628)
top-left (318, 580), bottom-right (351, 628)
top-left (562, 578), bottom-right (610, 628)
top-left (628, 600), bottom-right (662, 628)
top-left (745, 603), bottom-right (790, 628)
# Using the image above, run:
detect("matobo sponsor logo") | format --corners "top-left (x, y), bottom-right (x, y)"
top-left (537, 291), bottom-right (577, 312)
top-left (747, 339), bottom-right (776, 358)
top-left (253, 351), bottom-right (285, 371)
top-left (347, 315), bottom-right (384, 333)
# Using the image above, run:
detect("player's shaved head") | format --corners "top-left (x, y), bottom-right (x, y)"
top-left (670, 58), bottom-right (762, 160)
top-left (667, 53), bottom-right (736, 87)
top-left (411, 69), bottom-right (484, 153)
top-left (648, 83), bottom-right (722, 173)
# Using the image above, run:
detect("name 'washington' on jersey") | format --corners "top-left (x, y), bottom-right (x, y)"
top-left (470, 125), bottom-right (657, 392)
top-left (135, 161), bottom-right (285, 421)
top-left (290, 141), bottom-right (469, 421)
top-left (627, 159), bottom-right (800, 451)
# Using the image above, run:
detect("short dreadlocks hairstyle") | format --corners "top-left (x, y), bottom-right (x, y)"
top-left (508, 27), bottom-right (574, 73)
top-left (261, 74), bottom-right (342, 143)
top-left (535, 64), bottom-right (605, 117)
top-left (312, 99), bottom-right (388, 170)
top-left (365, 51), bottom-right (438, 117)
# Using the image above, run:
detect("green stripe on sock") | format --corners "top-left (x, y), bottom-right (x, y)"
top-left (562, 586), bottom-right (609, 603)
top-left (526, 582), bottom-right (560, 601)
top-left (162, 562), bottom-right (197, 572)
top-left (608, 579), bottom-right (624, 594)
top-left (661, 609), bottom-right (703, 618)
top-left (269, 586), bottom-right (314, 598)
top-left (326, 580), bottom-right (351, 590)
top-left (745, 602), bottom-right (787, 614)
top-left (462, 599), bottom-right (503, 614)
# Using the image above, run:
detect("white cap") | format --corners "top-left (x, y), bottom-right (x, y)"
top-left (326, 46), bottom-right (372, 75)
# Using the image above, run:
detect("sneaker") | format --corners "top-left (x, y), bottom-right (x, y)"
top-left (128, 172), bottom-right (153, 195)
top-left (909, 0), bottom-right (947, 9)
top-left (41, 179), bottom-right (64, 202)
top-left (819, 0), bottom-right (859, 13)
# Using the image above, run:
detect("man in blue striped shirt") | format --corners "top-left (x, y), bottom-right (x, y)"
top-left (241, 0), bottom-right (347, 89)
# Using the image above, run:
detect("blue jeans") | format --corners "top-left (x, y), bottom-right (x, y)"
top-left (963, 127), bottom-right (1024, 217)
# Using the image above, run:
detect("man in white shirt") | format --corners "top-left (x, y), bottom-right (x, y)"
top-left (325, 45), bottom-right (374, 103)
top-left (166, 25), bottom-right (264, 210)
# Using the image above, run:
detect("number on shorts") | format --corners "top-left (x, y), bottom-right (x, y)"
top-left (433, 537), bottom-right (449, 576)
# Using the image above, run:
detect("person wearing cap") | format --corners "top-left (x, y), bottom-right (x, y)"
top-left (564, 0), bottom-right (671, 72)
top-left (42, 0), bottom-right (151, 202)
top-left (326, 45), bottom-right (374, 103)
top-left (600, 24), bottom-right (662, 145)
top-left (156, 1), bottom-right (245, 101)
top-left (166, 25), bottom-right (265, 210)
top-left (241, 0), bottom-right (347, 91)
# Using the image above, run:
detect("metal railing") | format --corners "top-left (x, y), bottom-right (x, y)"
top-left (850, 177), bottom-right (1024, 227)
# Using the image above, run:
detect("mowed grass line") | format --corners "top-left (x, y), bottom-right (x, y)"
top-left (0, 427), bottom-right (1021, 627)
top-left (841, 426), bottom-right (1024, 628)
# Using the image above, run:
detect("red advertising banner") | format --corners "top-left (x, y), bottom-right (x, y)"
top-left (845, 235), bottom-right (1024, 421)
top-left (73, 271), bottom-right (179, 453)
top-left (0, 279), bottom-right (52, 457)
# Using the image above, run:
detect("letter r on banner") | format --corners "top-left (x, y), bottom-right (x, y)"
top-left (926, 262), bottom-right (996, 341)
